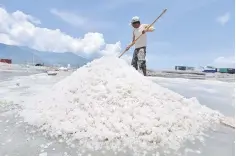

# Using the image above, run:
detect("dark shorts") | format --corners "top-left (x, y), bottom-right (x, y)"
top-left (131, 47), bottom-right (146, 70)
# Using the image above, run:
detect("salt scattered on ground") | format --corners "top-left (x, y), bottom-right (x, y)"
top-left (20, 56), bottom-right (223, 154)
top-left (39, 152), bottom-right (47, 156)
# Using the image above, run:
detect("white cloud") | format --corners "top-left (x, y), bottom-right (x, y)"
top-left (216, 12), bottom-right (230, 26)
top-left (50, 9), bottom-right (114, 30)
top-left (212, 56), bottom-right (235, 68)
top-left (0, 7), bottom-right (120, 56)
top-left (50, 9), bottom-right (87, 27)
top-left (0, 33), bottom-right (18, 45)
top-left (100, 42), bottom-right (121, 56)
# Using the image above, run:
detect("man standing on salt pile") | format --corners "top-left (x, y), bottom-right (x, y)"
top-left (126, 16), bottom-right (155, 76)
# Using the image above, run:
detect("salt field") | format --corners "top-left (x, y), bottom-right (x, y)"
top-left (0, 57), bottom-right (235, 156)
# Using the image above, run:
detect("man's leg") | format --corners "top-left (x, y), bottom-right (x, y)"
top-left (141, 61), bottom-right (147, 76)
top-left (131, 49), bottom-right (138, 70)
top-left (137, 47), bottom-right (147, 76)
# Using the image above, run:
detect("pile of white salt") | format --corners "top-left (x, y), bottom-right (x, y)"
top-left (20, 56), bottom-right (222, 154)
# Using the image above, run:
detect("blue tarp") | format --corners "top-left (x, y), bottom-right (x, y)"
top-left (203, 69), bottom-right (217, 73)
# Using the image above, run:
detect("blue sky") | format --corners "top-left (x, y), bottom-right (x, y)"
top-left (0, 0), bottom-right (234, 69)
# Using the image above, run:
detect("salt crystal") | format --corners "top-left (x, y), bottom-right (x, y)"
top-left (6, 139), bottom-right (12, 142)
top-left (196, 150), bottom-right (201, 154)
top-left (39, 152), bottom-right (47, 156)
top-left (59, 139), bottom-right (64, 143)
top-left (44, 145), bottom-right (48, 149)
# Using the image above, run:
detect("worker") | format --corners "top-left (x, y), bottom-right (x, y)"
top-left (126, 16), bottom-right (155, 76)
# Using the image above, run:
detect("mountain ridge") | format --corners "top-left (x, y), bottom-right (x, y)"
top-left (0, 43), bottom-right (88, 67)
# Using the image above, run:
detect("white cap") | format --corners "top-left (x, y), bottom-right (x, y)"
top-left (131, 16), bottom-right (140, 23)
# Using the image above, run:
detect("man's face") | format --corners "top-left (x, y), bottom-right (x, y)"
top-left (132, 22), bottom-right (140, 28)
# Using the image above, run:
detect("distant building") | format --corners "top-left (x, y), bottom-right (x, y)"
top-left (218, 68), bottom-right (235, 74)
top-left (218, 68), bottom-right (228, 73)
top-left (175, 66), bottom-right (195, 71)
top-left (201, 66), bottom-right (235, 74)
top-left (227, 68), bottom-right (235, 74)
top-left (0, 59), bottom-right (12, 64)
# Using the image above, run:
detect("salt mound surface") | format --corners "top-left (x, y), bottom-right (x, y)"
top-left (21, 56), bottom-right (222, 153)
